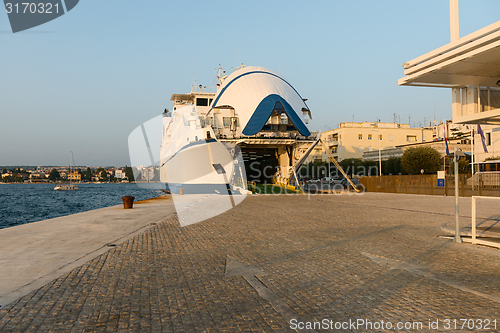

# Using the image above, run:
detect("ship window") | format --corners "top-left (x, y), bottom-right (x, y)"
top-left (209, 99), bottom-right (213, 106)
top-left (223, 117), bottom-right (231, 127)
top-left (196, 98), bottom-right (209, 106)
top-left (212, 164), bottom-right (226, 174)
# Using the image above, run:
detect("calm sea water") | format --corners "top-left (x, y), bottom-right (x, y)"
top-left (0, 183), bottom-right (164, 229)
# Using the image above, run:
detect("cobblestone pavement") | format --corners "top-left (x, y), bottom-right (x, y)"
top-left (1, 193), bottom-right (500, 332)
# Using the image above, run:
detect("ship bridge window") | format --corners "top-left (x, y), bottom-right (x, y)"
top-left (223, 117), bottom-right (239, 129)
top-left (196, 98), bottom-right (209, 106)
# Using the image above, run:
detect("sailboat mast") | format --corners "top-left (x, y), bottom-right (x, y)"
top-left (70, 151), bottom-right (73, 185)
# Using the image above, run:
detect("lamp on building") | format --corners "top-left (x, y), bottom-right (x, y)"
top-left (496, 79), bottom-right (500, 87)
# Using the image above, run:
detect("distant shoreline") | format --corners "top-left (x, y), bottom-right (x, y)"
top-left (0, 182), bottom-right (137, 185)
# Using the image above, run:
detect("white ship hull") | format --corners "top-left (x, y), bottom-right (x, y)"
top-left (160, 105), bottom-right (243, 195)
top-left (161, 139), bottom-right (236, 194)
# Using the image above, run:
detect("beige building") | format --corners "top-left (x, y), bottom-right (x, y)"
top-left (319, 122), bottom-right (433, 161)
top-left (68, 172), bottom-right (81, 181)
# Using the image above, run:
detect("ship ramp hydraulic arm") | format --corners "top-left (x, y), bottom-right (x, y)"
top-left (319, 139), bottom-right (362, 193)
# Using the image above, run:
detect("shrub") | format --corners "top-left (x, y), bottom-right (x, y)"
top-left (401, 146), bottom-right (441, 174)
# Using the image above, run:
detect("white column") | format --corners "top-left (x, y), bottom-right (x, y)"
top-left (452, 88), bottom-right (461, 121)
top-left (450, 0), bottom-right (459, 42)
top-left (450, 1), bottom-right (461, 123)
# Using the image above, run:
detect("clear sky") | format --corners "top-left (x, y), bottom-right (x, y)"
top-left (1, 0), bottom-right (499, 166)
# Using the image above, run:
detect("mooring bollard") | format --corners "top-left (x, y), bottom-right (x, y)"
top-left (179, 188), bottom-right (185, 195)
top-left (121, 196), bottom-right (135, 209)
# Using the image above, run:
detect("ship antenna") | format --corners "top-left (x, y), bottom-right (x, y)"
top-left (231, 63), bottom-right (245, 72)
top-left (192, 58), bottom-right (196, 93)
top-left (216, 64), bottom-right (225, 84)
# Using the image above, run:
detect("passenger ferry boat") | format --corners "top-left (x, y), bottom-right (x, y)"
top-left (159, 65), bottom-right (313, 194)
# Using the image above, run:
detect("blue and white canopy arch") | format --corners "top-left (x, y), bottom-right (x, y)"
top-left (210, 66), bottom-right (312, 136)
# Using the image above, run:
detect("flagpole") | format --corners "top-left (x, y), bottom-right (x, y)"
top-left (443, 120), bottom-right (446, 171)
top-left (471, 128), bottom-right (474, 190)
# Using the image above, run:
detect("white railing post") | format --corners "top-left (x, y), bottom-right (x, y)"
top-left (464, 196), bottom-right (500, 248)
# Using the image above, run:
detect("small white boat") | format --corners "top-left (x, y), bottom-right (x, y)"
top-left (54, 184), bottom-right (79, 191)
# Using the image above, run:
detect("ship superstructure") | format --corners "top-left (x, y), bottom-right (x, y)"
top-left (164, 65), bottom-right (318, 187)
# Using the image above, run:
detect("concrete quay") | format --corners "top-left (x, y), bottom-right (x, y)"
top-left (0, 196), bottom-right (176, 307)
top-left (1, 192), bottom-right (500, 332)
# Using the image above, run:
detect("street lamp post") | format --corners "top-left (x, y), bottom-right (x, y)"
top-left (378, 136), bottom-right (382, 176)
top-left (454, 147), bottom-right (464, 243)
top-left (373, 129), bottom-right (383, 176)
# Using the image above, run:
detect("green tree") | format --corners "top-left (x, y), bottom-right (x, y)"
top-left (48, 169), bottom-right (60, 181)
top-left (401, 147), bottom-right (441, 175)
top-left (125, 166), bottom-right (135, 182)
top-left (100, 170), bottom-right (108, 181)
top-left (337, 158), bottom-right (379, 177)
top-left (339, 158), bottom-right (363, 176)
top-left (85, 167), bottom-right (92, 181)
top-left (450, 157), bottom-right (471, 175)
top-left (384, 157), bottom-right (403, 175)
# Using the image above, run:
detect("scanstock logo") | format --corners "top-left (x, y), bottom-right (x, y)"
top-left (4, 0), bottom-right (79, 33)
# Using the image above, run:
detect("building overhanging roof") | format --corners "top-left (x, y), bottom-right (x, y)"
top-left (399, 21), bottom-right (500, 88)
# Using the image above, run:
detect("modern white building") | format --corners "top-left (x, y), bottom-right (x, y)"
top-left (399, 0), bottom-right (500, 165)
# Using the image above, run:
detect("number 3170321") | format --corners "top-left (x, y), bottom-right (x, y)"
top-left (5, 3), bottom-right (60, 14)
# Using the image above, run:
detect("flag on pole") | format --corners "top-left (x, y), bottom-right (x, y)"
top-left (444, 121), bottom-right (450, 156)
top-left (477, 124), bottom-right (489, 153)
